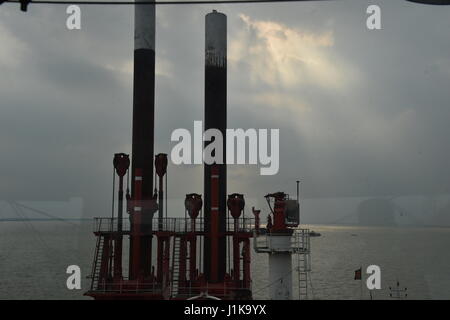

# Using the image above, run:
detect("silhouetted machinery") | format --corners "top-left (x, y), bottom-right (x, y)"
top-left (84, 9), bottom-right (254, 300)
top-left (265, 192), bottom-right (299, 232)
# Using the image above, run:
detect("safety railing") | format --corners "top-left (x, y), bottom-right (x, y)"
top-left (92, 217), bottom-right (204, 233)
top-left (292, 228), bottom-right (311, 254)
top-left (91, 278), bottom-right (164, 294)
top-left (93, 217), bottom-right (130, 233)
top-left (154, 217), bottom-right (205, 233)
top-left (226, 217), bottom-right (255, 233)
top-left (93, 216), bottom-right (256, 234)
top-left (253, 228), bottom-right (311, 253)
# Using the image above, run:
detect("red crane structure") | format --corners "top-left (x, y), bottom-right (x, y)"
top-left (84, 157), bottom-right (254, 299)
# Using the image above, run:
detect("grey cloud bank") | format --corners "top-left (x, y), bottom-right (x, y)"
top-left (1, 1), bottom-right (449, 224)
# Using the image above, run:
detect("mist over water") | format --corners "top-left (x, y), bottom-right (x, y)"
top-left (1, 221), bottom-right (449, 300)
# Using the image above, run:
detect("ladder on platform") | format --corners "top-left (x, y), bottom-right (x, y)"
top-left (297, 252), bottom-right (309, 300)
top-left (90, 235), bottom-right (114, 290)
top-left (90, 236), bottom-right (105, 290)
top-left (295, 230), bottom-right (311, 300)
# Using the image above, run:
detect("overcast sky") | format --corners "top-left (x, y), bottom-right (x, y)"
top-left (1, 0), bottom-right (449, 221)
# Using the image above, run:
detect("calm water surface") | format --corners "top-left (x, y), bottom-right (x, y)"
top-left (1, 221), bottom-right (449, 299)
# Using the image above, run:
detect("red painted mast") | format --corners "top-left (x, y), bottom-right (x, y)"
top-left (129, 0), bottom-right (158, 280)
top-left (204, 9), bottom-right (227, 284)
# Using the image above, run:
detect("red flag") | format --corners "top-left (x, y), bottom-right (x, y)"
top-left (354, 268), bottom-right (362, 280)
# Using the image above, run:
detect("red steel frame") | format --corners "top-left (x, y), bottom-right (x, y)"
top-left (85, 160), bottom-right (254, 300)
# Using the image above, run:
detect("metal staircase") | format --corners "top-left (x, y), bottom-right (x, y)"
top-left (90, 235), bottom-right (105, 290)
top-left (171, 236), bottom-right (181, 297)
top-left (89, 235), bottom-right (115, 291)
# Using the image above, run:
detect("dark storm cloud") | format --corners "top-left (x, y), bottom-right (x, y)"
top-left (1, 0), bottom-right (449, 223)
